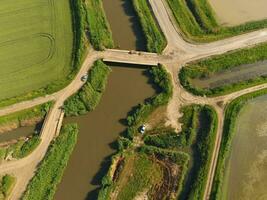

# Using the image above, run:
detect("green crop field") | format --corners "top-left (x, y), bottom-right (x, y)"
top-left (0, 0), bottom-right (73, 101)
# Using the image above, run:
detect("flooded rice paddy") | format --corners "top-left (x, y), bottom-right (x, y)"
top-left (102, 0), bottom-right (146, 50)
top-left (54, 64), bottom-right (155, 200)
top-left (208, 0), bottom-right (267, 26)
top-left (222, 95), bottom-right (267, 200)
top-left (190, 60), bottom-right (267, 89)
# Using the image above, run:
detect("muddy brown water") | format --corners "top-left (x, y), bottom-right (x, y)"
top-left (208, 0), bottom-right (267, 26)
top-left (190, 60), bottom-right (267, 89)
top-left (102, 0), bottom-right (146, 50)
top-left (0, 126), bottom-right (35, 143)
top-left (222, 95), bottom-right (267, 200)
top-left (54, 64), bottom-right (156, 200)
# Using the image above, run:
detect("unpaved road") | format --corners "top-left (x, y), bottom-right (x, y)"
top-left (1, 1), bottom-right (267, 199)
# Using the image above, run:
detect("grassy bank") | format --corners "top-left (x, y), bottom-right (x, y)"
top-left (22, 124), bottom-right (78, 200)
top-left (180, 43), bottom-right (267, 96)
top-left (210, 88), bottom-right (267, 200)
top-left (166, 0), bottom-right (267, 42)
top-left (64, 60), bottom-right (111, 116)
top-left (0, 175), bottom-right (16, 200)
top-left (132, 0), bottom-right (167, 53)
top-left (126, 64), bottom-right (173, 139)
top-left (82, 0), bottom-right (114, 50)
top-left (0, 135), bottom-right (41, 161)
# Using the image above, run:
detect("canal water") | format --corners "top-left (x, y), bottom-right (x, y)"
top-left (222, 95), bottom-right (267, 200)
top-left (208, 0), bottom-right (267, 26)
top-left (102, 0), bottom-right (146, 50)
top-left (0, 126), bottom-right (35, 143)
top-left (54, 64), bottom-right (155, 200)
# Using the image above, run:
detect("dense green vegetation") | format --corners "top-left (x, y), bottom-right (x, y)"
top-left (126, 65), bottom-right (173, 138)
top-left (210, 88), bottom-right (267, 200)
top-left (166, 0), bottom-right (267, 42)
top-left (180, 43), bottom-right (267, 96)
top-left (0, 135), bottom-right (41, 161)
top-left (64, 60), bottom-right (111, 116)
top-left (0, 0), bottom-right (76, 105)
top-left (0, 175), bottom-right (16, 200)
top-left (82, 0), bottom-right (114, 50)
top-left (22, 124), bottom-right (78, 200)
top-left (132, 0), bottom-right (167, 53)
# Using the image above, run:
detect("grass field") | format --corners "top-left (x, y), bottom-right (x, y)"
top-left (0, 0), bottom-right (74, 101)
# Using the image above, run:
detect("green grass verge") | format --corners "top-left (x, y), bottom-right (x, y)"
top-left (210, 88), bottom-right (267, 200)
top-left (166, 0), bottom-right (267, 42)
top-left (22, 124), bottom-right (78, 200)
top-left (64, 60), bottom-right (111, 116)
top-left (132, 0), bottom-right (167, 53)
top-left (0, 0), bottom-right (87, 108)
top-left (180, 43), bottom-right (267, 97)
top-left (83, 0), bottom-right (114, 50)
top-left (0, 175), bottom-right (16, 200)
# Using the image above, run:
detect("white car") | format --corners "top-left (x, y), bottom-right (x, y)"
top-left (81, 74), bottom-right (88, 82)
top-left (140, 125), bottom-right (146, 134)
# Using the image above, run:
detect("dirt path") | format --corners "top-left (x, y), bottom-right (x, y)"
top-left (1, 1), bottom-right (267, 199)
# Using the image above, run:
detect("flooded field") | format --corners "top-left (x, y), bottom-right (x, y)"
top-left (190, 60), bottom-right (267, 89)
top-left (102, 0), bottom-right (146, 50)
top-left (208, 0), bottom-right (267, 26)
top-left (54, 64), bottom-right (155, 200)
top-left (222, 95), bottom-right (267, 200)
top-left (0, 126), bottom-right (35, 143)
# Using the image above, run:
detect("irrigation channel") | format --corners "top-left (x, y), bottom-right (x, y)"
top-left (190, 60), bottom-right (267, 89)
top-left (222, 95), bottom-right (267, 200)
top-left (55, 1), bottom-right (152, 199)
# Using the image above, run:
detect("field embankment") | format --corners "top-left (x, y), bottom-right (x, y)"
top-left (166, 0), bottom-right (267, 42)
top-left (132, 0), bottom-right (167, 53)
top-left (180, 43), bottom-right (267, 96)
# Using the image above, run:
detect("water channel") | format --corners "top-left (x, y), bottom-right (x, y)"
top-left (190, 60), bottom-right (267, 89)
top-left (102, 0), bottom-right (146, 51)
top-left (222, 95), bottom-right (267, 200)
top-left (0, 126), bottom-right (35, 143)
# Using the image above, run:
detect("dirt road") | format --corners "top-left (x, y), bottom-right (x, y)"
top-left (1, 1), bottom-right (267, 199)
